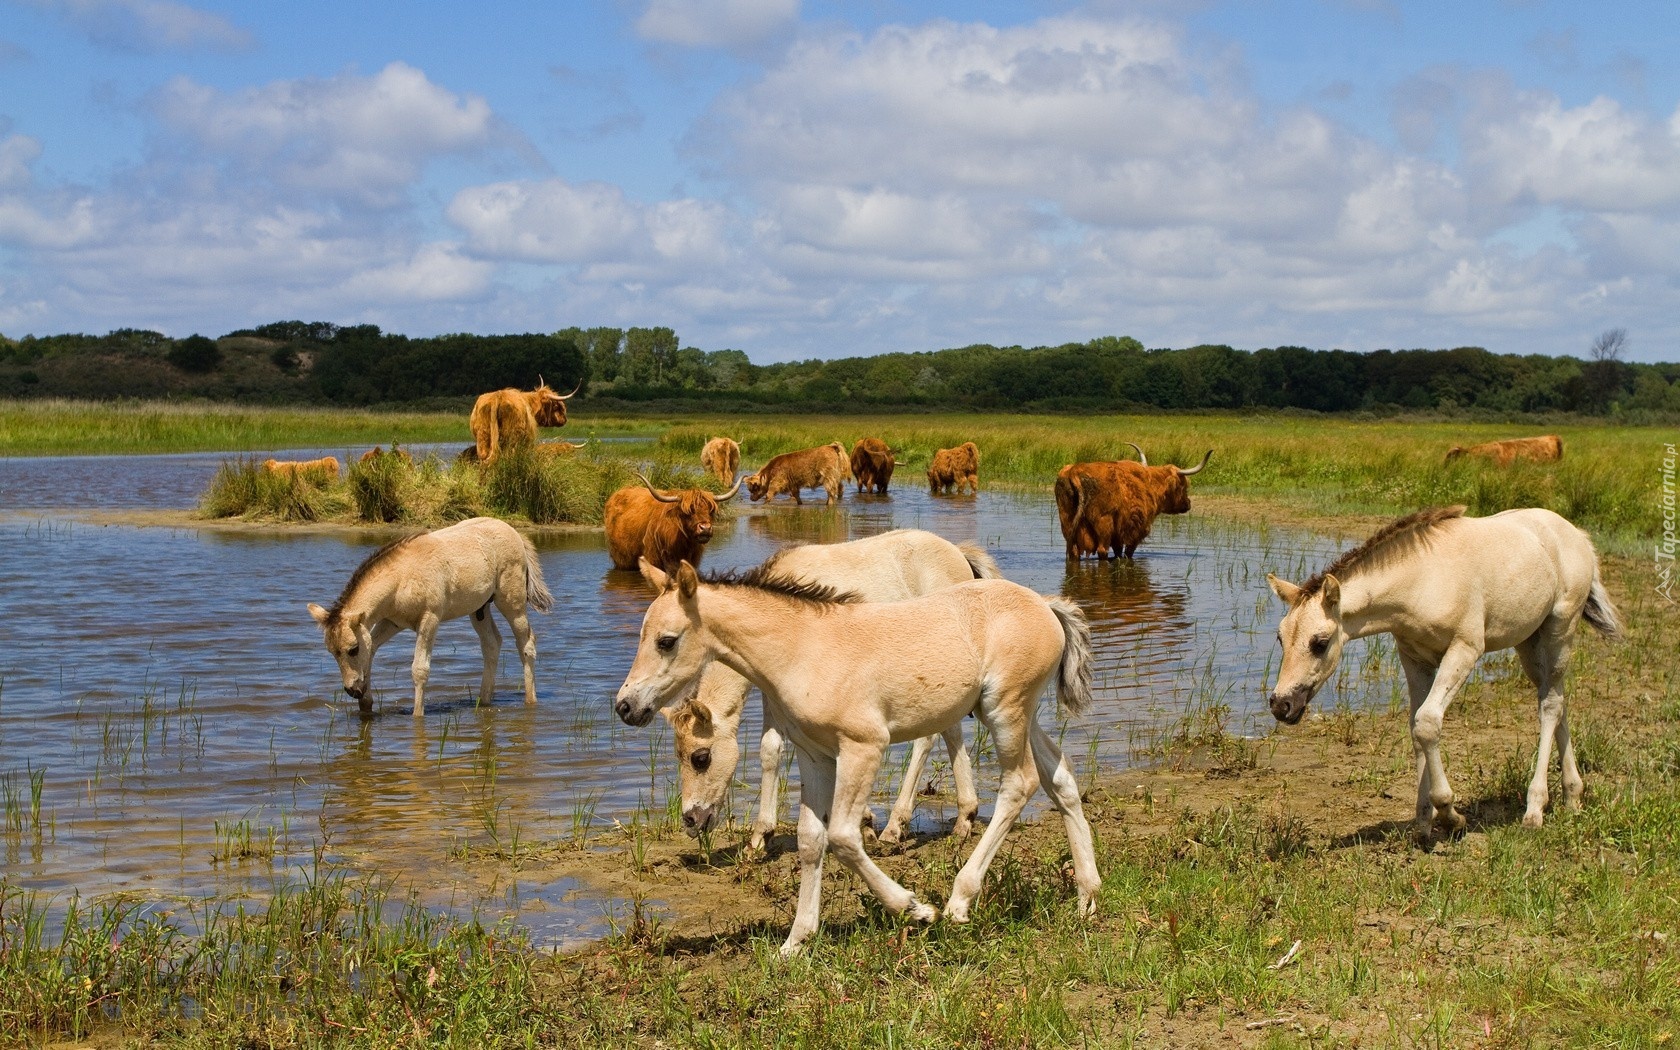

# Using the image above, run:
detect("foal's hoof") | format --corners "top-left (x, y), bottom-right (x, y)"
top-left (1521, 811), bottom-right (1545, 830)
top-left (905, 900), bottom-right (940, 925)
top-left (877, 823), bottom-right (904, 847)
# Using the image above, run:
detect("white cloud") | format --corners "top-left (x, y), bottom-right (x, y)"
top-left (19, 0), bottom-right (251, 53)
top-left (636, 0), bottom-right (799, 48)
top-left (148, 62), bottom-right (498, 207)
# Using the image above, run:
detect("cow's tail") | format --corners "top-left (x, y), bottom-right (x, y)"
top-left (522, 536), bottom-right (554, 613)
top-left (832, 441), bottom-right (853, 481)
top-left (1054, 471), bottom-right (1083, 528)
top-left (957, 541), bottom-right (1002, 580)
top-left (1581, 562), bottom-right (1623, 642)
top-left (1046, 596), bottom-right (1093, 716)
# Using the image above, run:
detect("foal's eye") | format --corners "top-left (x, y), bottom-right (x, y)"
top-left (690, 748), bottom-right (711, 773)
top-left (346, 645), bottom-right (360, 658)
top-left (656, 634), bottom-right (678, 653)
top-left (1309, 635), bottom-right (1330, 657)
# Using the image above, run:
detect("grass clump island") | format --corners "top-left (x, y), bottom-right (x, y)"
top-left (200, 447), bottom-right (716, 527)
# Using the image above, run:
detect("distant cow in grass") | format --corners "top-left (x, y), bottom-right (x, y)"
top-left (264, 456), bottom-right (341, 482)
top-left (1055, 444), bottom-right (1212, 559)
top-left (605, 473), bottom-right (743, 572)
top-left (744, 442), bottom-right (850, 505)
top-left (927, 441), bottom-right (979, 495)
top-left (849, 438), bottom-right (900, 495)
top-left (358, 446), bottom-right (413, 467)
top-left (1445, 435), bottom-right (1563, 466)
top-left (700, 437), bottom-right (741, 486)
top-left (469, 378), bottom-right (580, 463)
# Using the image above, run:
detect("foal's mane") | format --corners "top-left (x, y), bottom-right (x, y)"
top-left (1298, 505), bottom-right (1466, 600)
top-left (702, 563), bottom-right (861, 607)
top-left (324, 533), bottom-right (423, 623)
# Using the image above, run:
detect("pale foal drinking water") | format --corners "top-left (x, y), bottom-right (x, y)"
top-left (1266, 506), bottom-right (1624, 843)
top-left (308, 517), bottom-right (553, 716)
top-left (616, 559), bottom-right (1100, 956)
top-left (665, 528), bottom-right (996, 848)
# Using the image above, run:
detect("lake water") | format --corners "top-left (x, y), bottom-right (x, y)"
top-left (0, 449), bottom-right (1355, 945)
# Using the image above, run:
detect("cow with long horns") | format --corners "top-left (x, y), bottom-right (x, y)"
top-left (468, 377), bottom-right (581, 463)
top-left (604, 472), bottom-right (743, 573)
top-left (1054, 444), bottom-right (1212, 559)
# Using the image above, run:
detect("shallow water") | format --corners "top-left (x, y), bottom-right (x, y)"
top-left (0, 450), bottom-right (1362, 945)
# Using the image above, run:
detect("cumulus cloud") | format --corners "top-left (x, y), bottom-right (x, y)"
top-left (147, 62), bottom-right (499, 208)
top-left (636, 0), bottom-right (798, 48)
top-left (18, 0), bottom-right (251, 53)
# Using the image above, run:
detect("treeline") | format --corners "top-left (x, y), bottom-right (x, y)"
top-left (1, 323), bottom-right (1676, 416)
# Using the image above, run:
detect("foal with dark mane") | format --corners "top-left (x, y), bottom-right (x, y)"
top-left (1266, 506), bottom-right (1623, 843)
top-left (616, 558), bottom-right (1101, 955)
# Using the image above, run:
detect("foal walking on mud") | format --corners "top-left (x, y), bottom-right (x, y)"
top-left (615, 559), bottom-right (1101, 956)
top-left (1266, 506), bottom-right (1623, 843)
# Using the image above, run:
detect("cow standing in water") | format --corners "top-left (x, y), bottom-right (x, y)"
top-left (743, 442), bottom-right (851, 505)
top-left (927, 442), bottom-right (979, 495)
top-left (1055, 444), bottom-right (1212, 559)
top-left (849, 438), bottom-right (899, 495)
top-left (469, 378), bottom-right (580, 463)
top-left (700, 437), bottom-right (741, 486)
top-left (604, 472), bottom-right (742, 573)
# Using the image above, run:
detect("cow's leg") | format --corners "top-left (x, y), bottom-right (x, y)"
top-left (470, 601), bottom-right (501, 705)
top-left (1408, 642), bottom-right (1480, 843)
top-left (824, 741), bottom-right (939, 924)
top-left (1028, 719), bottom-right (1100, 916)
top-left (782, 747), bottom-right (835, 956)
top-left (497, 597), bottom-right (540, 706)
top-left (409, 613), bottom-right (440, 717)
top-left (753, 715), bottom-right (786, 850)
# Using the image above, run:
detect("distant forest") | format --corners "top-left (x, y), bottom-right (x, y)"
top-left (1, 321), bottom-right (1676, 416)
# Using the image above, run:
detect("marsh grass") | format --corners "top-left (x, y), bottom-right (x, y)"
top-left (201, 448), bottom-right (682, 527)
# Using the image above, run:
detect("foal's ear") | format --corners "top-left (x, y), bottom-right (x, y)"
top-left (1266, 574), bottom-right (1301, 605)
top-left (1320, 574), bottom-right (1342, 612)
top-left (639, 557), bottom-right (670, 591)
top-left (688, 700), bottom-right (713, 734)
top-left (676, 561), bottom-right (699, 600)
top-left (307, 603), bottom-right (330, 625)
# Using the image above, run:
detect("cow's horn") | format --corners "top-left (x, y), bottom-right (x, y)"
top-left (557, 379), bottom-right (583, 400)
top-left (635, 471), bottom-right (680, 503)
top-left (717, 474), bottom-right (744, 502)
top-left (1177, 450), bottom-right (1213, 476)
top-left (1126, 442), bottom-right (1147, 467)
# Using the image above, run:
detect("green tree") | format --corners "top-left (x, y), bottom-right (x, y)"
top-left (166, 334), bottom-right (222, 373)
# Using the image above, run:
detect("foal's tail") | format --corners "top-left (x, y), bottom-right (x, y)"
top-left (522, 537), bottom-right (554, 613)
top-left (1045, 596), bottom-right (1093, 716)
top-left (1582, 565), bottom-right (1623, 642)
top-left (957, 541), bottom-right (1002, 580)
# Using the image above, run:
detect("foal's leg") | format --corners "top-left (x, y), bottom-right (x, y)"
top-left (1028, 720), bottom-right (1101, 916)
top-left (782, 747), bottom-right (835, 956)
top-left (824, 741), bottom-right (940, 924)
top-left (947, 723), bottom-right (979, 839)
top-left (496, 597), bottom-right (540, 706)
top-left (1518, 625), bottom-right (1581, 828)
top-left (409, 613), bottom-right (441, 717)
top-left (1408, 642), bottom-right (1482, 842)
top-left (1398, 650), bottom-right (1436, 835)
top-left (946, 711), bottom-right (1039, 924)
top-left (359, 620), bottom-right (403, 714)
top-left (880, 735), bottom-right (935, 845)
top-left (470, 602), bottom-right (502, 705)
top-left (752, 715), bottom-right (785, 850)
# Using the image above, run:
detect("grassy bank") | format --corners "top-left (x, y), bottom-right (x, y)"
top-left (2, 539), bottom-right (1673, 1047)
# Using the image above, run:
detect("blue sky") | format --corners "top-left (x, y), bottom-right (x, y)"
top-left (2, 1), bottom-right (1676, 362)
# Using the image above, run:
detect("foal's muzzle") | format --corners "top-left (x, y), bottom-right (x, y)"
top-left (345, 684), bottom-right (366, 701)
top-left (1269, 687), bottom-right (1311, 725)
top-left (614, 695), bottom-right (657, 728)
top-left (681, 803), bottom-right (715, 837)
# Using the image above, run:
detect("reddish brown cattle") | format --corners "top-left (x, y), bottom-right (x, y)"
top-left (357, 445), bottom-right (413, 467)
top-left (743, 442), bottom-right (850, 505)
top-left (536, 440), bottom-right (589, 457)
top-left (469, 377), bottom-right (580, 463)
top-left (1055, 445), bottom-right (1212, 559)
top-left (700, 437), bottom-right (741, 486)
top-left (1445, 435), bottom-right (1563, 466)
top-left (263, 456), bottom-right (341, 481)
top-left (849, 437), bottom-right (901, 495)
top-left (605, 473), bottom-right (743, 572)
top-left (927, 441), bottom-right (979, 495)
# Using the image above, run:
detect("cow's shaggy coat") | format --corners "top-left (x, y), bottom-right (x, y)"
top-left (744, 442), bottom-right (850, 505)
top-left (1055, 446), bottom-right (1211, 559)
top-left (1444, 435), bottom-right (1563, 465)
top-left (926, 441), bottom-right (979, 495)
top-left (700, 437), bottom-right (741, 486)
top-left (849, 437), bottom-right (898, 495)
top-left (604, 473), bottom-right (741, 573)
top-left (468, 379), bottom-right (579, 463)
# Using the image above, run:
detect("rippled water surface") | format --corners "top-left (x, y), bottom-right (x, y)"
top-left (0, 450), bottom-right (1354, 944)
